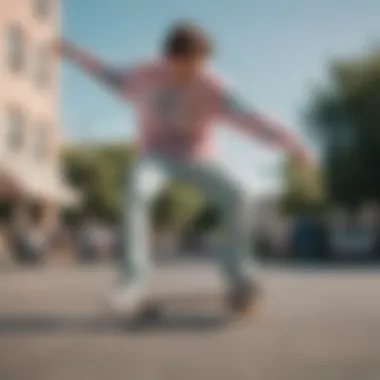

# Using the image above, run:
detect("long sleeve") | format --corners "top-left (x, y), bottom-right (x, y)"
top-left (218, 90), bottom-right (298, 151)
top-left (63, 43), bottom-right (137, 97)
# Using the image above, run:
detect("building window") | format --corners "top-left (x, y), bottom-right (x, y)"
top-left (33, 0), bottom-right (50, 20)
top-left (34, 125), bottom-right (49, 161)
top-left (6, 108), bottom-right (25, 152)
top-left (6, 26), bottom-right (26, 73)
top-left (33, 47), bottom-right (49, 87)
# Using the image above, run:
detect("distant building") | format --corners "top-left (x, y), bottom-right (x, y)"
top-left (0, 0), bottom-right (76, 229)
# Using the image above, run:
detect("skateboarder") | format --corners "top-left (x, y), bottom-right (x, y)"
top-left (57, 22), bottom-right (310, 318)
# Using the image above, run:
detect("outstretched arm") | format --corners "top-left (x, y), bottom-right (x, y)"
top-left (57, 40), bottom-right (136, 97)
top-left (219, 90), bottom-right (308, 160)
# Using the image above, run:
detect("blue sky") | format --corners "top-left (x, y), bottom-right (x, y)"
top-left (61, 0), bottom-right (380, 193)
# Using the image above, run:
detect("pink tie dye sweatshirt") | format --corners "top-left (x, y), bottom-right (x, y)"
top-left (67, 47), bottom-right (299, 159)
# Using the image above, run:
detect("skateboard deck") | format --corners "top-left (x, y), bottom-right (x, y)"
top-left (120, 291), bottom-right (260, 327)
top-left (132, 291), bottom-right (225, 318)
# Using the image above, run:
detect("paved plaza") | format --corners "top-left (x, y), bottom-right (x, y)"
top-left (0, 262), bottom-right (379, 380)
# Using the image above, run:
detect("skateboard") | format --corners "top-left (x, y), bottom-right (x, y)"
top-left (123, 291), bottom-right (261, 327)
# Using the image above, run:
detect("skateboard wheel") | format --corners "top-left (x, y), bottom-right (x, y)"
top-left (134, 303), bottom-right (162, 322)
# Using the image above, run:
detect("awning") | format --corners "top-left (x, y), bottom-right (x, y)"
top-left (0, 157), bottom-right (80, 207)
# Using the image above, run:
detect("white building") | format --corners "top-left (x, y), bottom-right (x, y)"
top-left (0, 0), bottom-right (76, 228)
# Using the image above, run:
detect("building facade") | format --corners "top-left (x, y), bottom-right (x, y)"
top-left (0, 0), bottom-right (75, 229)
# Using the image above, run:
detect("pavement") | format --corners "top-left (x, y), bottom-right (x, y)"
top-left (0, 261), bottom-right (380, 380)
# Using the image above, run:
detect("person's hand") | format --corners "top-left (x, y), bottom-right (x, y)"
top-left (50, 39), bottom-right (101, 77)
top-left (51, 39), bottom-right (77, 59)
top-left (280, 131), bottom-right (313, 168)
top-left (290, 145), bottom-right (314, 169)
top-left (50, 39), bottom-right (64, 56)
top-left (290, 145), bottom-right (321, 199)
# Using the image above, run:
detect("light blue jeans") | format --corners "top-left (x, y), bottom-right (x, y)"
top-left (120, 155), bottom-right (254, 289)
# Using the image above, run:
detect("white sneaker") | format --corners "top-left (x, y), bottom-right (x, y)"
top-left (107, 284), bottom-right (146, 316)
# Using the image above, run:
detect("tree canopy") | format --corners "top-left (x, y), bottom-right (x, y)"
top-left (307, 50), bottom-right (380, 207)
top-left (281, 153), bottom-right (325, 215)
top-left (63, 142), bottom-right (205, 227)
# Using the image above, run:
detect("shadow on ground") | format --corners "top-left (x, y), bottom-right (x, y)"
top-left (0, 312), bottom-right (231, 336)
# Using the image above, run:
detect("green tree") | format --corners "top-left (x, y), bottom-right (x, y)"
top-left (308, 49), bottom-right (380, 206)
top-left (63, 142), bottom-right (136, 222)
top-left (192, 205), bottom-right (222, 233)
top-left (63, 142), bottom-right (205, 228)
top-left (281, 154), bottom-right (325, 215)
top-left (152, 183), bottom-right (204, 229)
